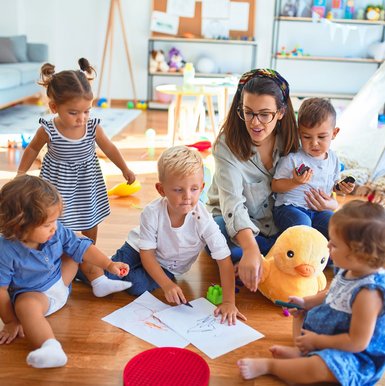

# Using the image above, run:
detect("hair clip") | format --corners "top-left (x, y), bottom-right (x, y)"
top-left (367, 193), bottom-right (375, 203)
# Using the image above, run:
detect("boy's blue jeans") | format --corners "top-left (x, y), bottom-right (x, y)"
top-left (210, 215), bottom-right (278, 263)
top-left (273, 204), bottom-right (333, 240)
top-left (105, 242), bottom-right (175, 296)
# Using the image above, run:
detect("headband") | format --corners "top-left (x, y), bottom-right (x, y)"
top-left (237, 68), bottom-right (290, 103)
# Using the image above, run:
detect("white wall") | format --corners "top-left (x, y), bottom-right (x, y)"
top-left (0, 0), bottom-right (275, 101)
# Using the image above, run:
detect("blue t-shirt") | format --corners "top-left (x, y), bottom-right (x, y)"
top-left (0, 221), bottom-right (93, 302)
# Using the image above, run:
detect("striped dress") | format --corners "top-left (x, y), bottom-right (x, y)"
top-left (39, 118), bottom-right (110, 231)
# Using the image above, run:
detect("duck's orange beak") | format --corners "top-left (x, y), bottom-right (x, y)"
top-left (294, 264), bottom-right (315, 277)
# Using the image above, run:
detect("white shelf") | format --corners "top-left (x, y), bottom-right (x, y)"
top-left (275, 55), bottom-right (382, 64)
top-left (277, 16), bottom-right (385, 25)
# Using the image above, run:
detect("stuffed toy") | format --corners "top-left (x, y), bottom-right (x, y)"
top-left (258, 225), bottom-right (329, 303)
top-left (149, 50), bottom-right (169, 73)
top-left (168, 47), bottom-right (185, 72)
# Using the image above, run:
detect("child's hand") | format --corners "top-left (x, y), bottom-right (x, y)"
top-left (337, 181), bottom-right (355, 194)
top-left (295, 329), bottom-right (319, 354)
top-left (287, 295), bottom-right (306, 317)
top-left (292, 168), bottom-right (313, 185)
top-left (123, 169), bottom-right (136, 185)
top-left (106, 261), bottom-right (130, 277)
top-left (214, 302), bottom-right (247, 325)
top-left (162, 282), bottom-right (186, 305)
top-left (0, 321), bottom-right (24, 344)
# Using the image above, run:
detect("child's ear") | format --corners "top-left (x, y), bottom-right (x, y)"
top-left (48, 101), bottom-right (57, 113)
top-left (332, 127), bottom-right (340, 139)
top-left (155, 182), bottom-right (165, 197)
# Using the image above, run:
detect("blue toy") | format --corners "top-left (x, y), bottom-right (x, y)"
top-left (97, 97), bottom-right (108, 107)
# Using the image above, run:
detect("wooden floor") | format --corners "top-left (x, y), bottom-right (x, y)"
top-left (0, 107), bottom-right (383, 386)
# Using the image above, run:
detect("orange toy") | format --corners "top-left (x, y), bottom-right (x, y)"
top-left (107, 180), bottom-right (141, 197)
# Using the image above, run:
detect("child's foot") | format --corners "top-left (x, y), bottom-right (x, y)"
top-left (237, 358), bottom-right (269, 380)
top-left (269, 345), bottom-right (301, 359)
top-left (26, 338), bottom-right (67, 368)
top-left (91, 275), bottom-right (132, 297)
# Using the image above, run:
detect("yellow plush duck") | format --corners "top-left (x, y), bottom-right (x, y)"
top-left (258, 225), bottom-right (329, 303)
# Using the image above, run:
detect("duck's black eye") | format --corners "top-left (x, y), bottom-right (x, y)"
top-left (321, 257), bottom-right (326, 264)
top-left (287, 250), bottom-right (294, 258)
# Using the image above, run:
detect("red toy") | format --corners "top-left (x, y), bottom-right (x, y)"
top-left (120, 268), bottom-right (128, 276)
top-left (186, 140), bottom-right (212, 152)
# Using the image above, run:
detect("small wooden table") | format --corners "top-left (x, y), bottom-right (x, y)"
top-left (156, 80), bottom-right (236, 145)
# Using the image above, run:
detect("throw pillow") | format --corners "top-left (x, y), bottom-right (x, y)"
top-left (9, 35), bottom-right (28, 62)
top-left (0, 37), bottom-right (18, 63)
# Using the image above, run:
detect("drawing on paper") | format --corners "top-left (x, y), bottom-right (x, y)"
top-left (187, 315), bottom-right (217, 333)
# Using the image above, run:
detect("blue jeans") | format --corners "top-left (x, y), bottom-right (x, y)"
top-left (273, 204), bottom-right (333, 240)
top-left (209, 216), bottom-right (278, 263)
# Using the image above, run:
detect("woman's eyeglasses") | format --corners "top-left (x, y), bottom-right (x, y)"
top-left (237, 107), bottom-right (278, 124)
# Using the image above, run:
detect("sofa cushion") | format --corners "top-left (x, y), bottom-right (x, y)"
top-left (0, 62), bottom-right (41, 85)
top-left (9, 35), bottom-right (28, 62)
top-left (0, 38), bottom-right (18, 63)
top-left (0, 66), bottom-right (21, 90)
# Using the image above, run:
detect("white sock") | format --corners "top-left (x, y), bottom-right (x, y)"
top-left (91, 275), bottom-right (132, 297)
top-left (26, 338), bottom-right (67, 369)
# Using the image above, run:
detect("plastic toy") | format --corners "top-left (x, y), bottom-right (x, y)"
top-left (127, 101), bottom-right (135, 109)
top-left (101, 102), bottom-right (108, 108)
top-left (296, 163), bottom-right (310, 176)
top-left (21, 134), bottom-right (32, 149)
top-left (206, 284), bottom-right (223, 305)
top-left (97, 97), bottom-right (108, 107)
top-left (186, 140), bottom-right (212, 152)
top-left (107, 180), bottom-right (142, 197)
top-left (136, 101), bottom-right (148, 110)
top-left (366, 5), bottom-right (383, 21)
top-left (168, 47), bottom-right (185, 72)
top-left (258, 225), bottom-right (329, 303)
top-left (149, 49), bottom-right (169, 73)
top-left (335, 175), bottom-right (356, 191)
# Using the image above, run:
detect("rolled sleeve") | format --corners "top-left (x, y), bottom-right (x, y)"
top-left (56, 222), bottom-right (93, 263)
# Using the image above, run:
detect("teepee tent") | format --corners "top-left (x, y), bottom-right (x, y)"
top-left (333, 61), bottom-right (385, 181)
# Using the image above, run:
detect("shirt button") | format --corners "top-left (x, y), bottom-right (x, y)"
top-left (192, 212), bottom-right (195, 215)
top-left (228, 213), bottom-right (232, 218)
top-left (264, 204), bottom-right (268, 208)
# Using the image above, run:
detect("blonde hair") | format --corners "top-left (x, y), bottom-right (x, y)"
top-left (157, 146), bottom-right (203, 182)
top-left (0, 175), bottom-right (62, 241)
top-left (330, 200), bottom-right (385, 269)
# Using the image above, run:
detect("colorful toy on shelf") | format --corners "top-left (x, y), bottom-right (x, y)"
top-left (21, 134), bottom-right (32, 149)
top-left (186, 140), bottom-right (212, 152)
top-left (344, 0), bottom-right (354, 19)
top-left (365, 5), bottom-right (383, 21)
top-left (136, 101), bottom-right (148, 110)
top-left (149, 49), bottom-right (169, 73)
top-left (107, 180), bottom-right (142, 197)
top-left (278, 46), bottom-right (306, 58)
top-left (312, 0), bottom-right (326, 18)
top-left (168, 47), bottom-right (185, 72)
top-left (257, 225), bottom-right (329, 303)
top-left (127, 101), bottom-right (135, 109)
top-left (206, 284), bottom-right (223, 305)
top-left (281, 0), bottom-right (297, 17)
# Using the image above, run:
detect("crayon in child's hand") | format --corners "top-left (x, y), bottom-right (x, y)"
top-left (120, 268), bottom-right (128, 276)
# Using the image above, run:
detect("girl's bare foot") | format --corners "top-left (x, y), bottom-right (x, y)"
top-left (237, 358), bottom-right (269, 380)
top-left (269, 345), bottom-right (301, 359)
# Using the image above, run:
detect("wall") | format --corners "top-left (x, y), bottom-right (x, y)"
top-left (0, 0), bottom-right (275, 101)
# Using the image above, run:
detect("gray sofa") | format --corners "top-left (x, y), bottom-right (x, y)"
top-left (0, 35), bottom-right (48, 109)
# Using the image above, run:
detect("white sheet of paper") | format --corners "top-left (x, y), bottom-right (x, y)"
top-left (154, 297), bottom-right (264, 359)
top-left (167, 0), bottom-right (195, 18)
top-left (150, 11), bottom-right (179, 36)
top-left (202, 18), bottom-right (230, 39)
top-left (101, 292), bottom-right (188, 348)
top-left (229, 2), bottom-right (249, 31)
top-left (202, 0), bottom-right (230, 19)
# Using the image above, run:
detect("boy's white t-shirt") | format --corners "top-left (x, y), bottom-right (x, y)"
top-left (126, 197), bottom-right (230, 275)
top-left (273, 148), bottom-right (340, 209)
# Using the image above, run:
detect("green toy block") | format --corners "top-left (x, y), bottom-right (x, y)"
top-left (206, 284), bottom-right (223, 305)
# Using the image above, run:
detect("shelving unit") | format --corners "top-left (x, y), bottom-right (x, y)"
top-left (271, 1), bottom-right (385, 99)
top-left (147, 36), bottom-right (257, 108)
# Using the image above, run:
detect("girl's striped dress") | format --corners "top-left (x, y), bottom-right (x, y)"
top-left (39, 117), bottom-right (110, 231)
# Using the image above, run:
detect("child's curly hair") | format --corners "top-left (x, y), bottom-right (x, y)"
top-left (39, 58), bottom-right (96, 105)
top-left (0, 175), bottom-right (62, 241)
top-left (330, 200), bottom-right (385, 268)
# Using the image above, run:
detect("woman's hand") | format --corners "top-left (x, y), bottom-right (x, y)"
top-left (214, 302), bottom-right (246, 325)
top-left (305, 188), bottom-right (338, 211)
top-left (0, 321), bottom-right (24, 345)
top-left (238, 248), bottom-right (262, 292)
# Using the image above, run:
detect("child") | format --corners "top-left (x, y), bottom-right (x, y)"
top-left (105, 146), bottom-right (245, 325)
top-left (272, 97), bottom-right (355, 239)
top-left (238, 200), bottom-right (385, 385)
top-left (16, 58), bottom-right (135, 244)
top-left (0, 175), bottom-right (130, 368)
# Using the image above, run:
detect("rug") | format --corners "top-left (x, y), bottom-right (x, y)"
top-left (0, 104), bottom-right (141, 146)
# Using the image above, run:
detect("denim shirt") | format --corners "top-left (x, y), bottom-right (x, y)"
top-left (207, 133), bottom-right (282, 239)
top-left (0, 221), bottom-right (93, 302)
